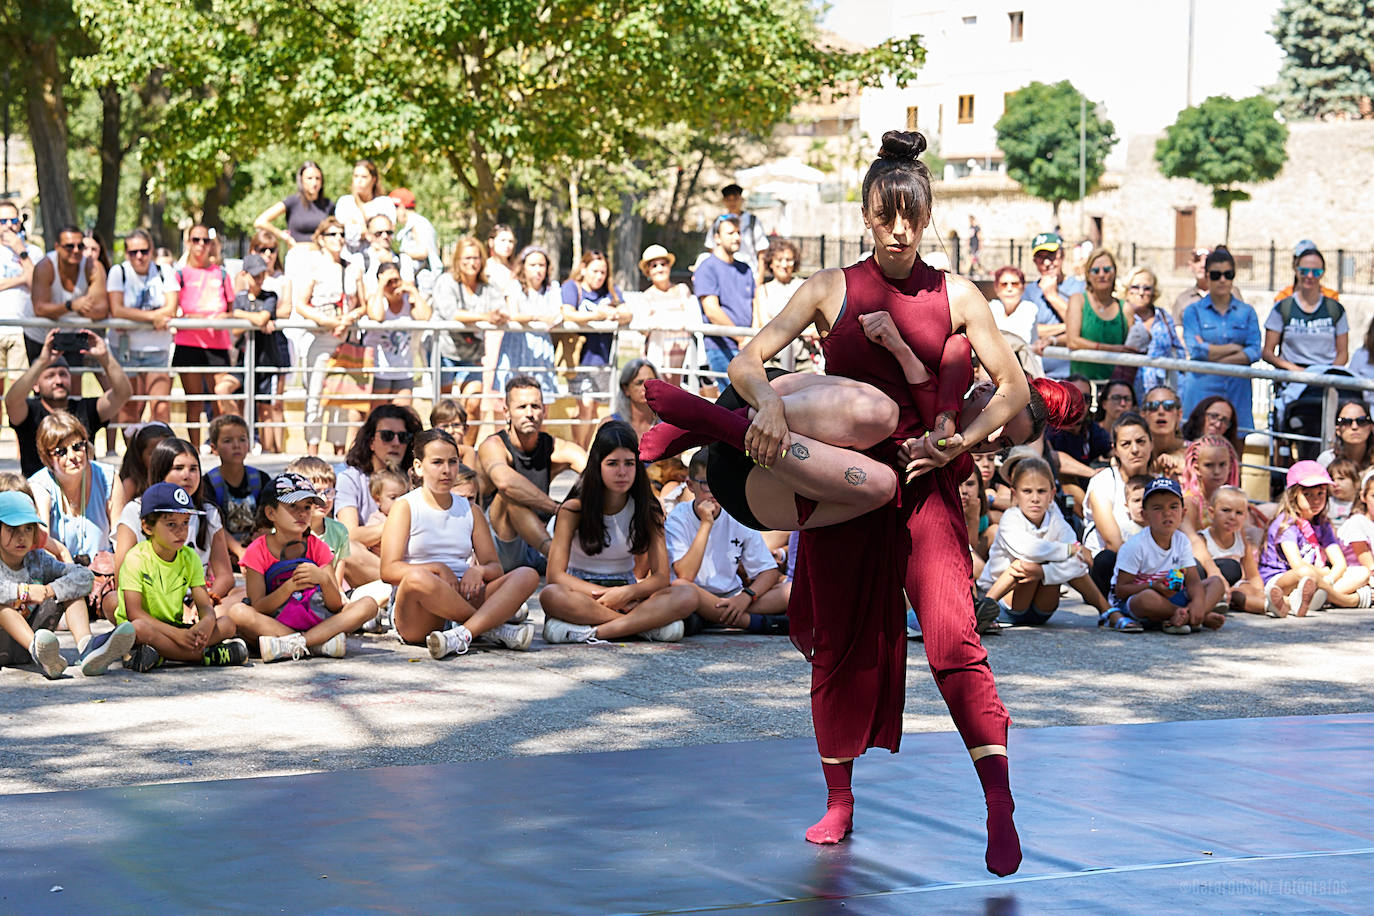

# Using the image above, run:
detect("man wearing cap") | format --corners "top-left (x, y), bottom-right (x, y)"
top-left (389, 188), bottom-right (442, 278)
top-left (1023, 232), bottom-right (1083, 378)
top-left (6, 328), bottom-right (131, 478)
top-left (703, 184), bottom-right (769, 280)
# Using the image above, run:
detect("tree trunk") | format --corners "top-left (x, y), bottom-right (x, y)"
top-left (20, 34), bottom-right (76, 241)
top-left (199, 158), bottom-right (235, 234)
top-left (96, 81), bottom-right (122, 248)
top-left (668, 151), bottom-right (707, 249)
top-left (532, 192), bottom-right (566, 282)
top-left (1223, 204), bottom-right (1231, 246)
top-left (613, 190), bottom-right (644, 292)
top-left (569, 170), bottom-right (582, 267)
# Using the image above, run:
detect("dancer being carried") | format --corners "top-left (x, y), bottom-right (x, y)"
top-left (640, 129), bottom-right (1084, 877)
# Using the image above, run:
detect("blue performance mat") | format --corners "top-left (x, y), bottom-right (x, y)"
top-left (3, 714), bottom-right (1372, 913)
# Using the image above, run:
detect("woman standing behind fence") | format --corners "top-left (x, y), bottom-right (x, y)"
top-left (294, 216), bottom-right (366, 457)
top-left (333, 160), bottom-right (396, 255)
top-left (431, 237), bottom-right (506, 444)
top-left (1264, 244), bottom-right (1349, 372)
top-left (1180, 248), bottom-right (1262, 424)
top-left (561, 251), bottom-right (631, 450)
top-left (497, 245), bottom-right (561, 399)
top-left (109, 229), bottom-right (177, 431)
top-left (253, 161), bottom-right (333, 269)
top-left (366, 261), bottom-right (431, 410)
top-left (1065, 247), bottom-right (1131, 381)
top-left (1121, 266), bottom-right (1184, 398)
top-left (173, 224), bottom-right (240, 450)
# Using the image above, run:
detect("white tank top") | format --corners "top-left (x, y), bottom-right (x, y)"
top-left (568, 498), bottom-right (636, 576)
top-left (399, 488), bottom-right (475, 576)
top-left (27, 252), bottom-right (90, 341)
top-left (1201, 527), bottom-right (1246, 561)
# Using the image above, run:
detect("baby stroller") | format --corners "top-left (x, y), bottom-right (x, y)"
top-left (1270, 365), bottom-right (1364, 465)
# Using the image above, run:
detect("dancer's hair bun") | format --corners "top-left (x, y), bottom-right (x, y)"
top-left (1030, 377), bottom-right (1086, 429)
top-left (878, 130), bottom-right (926, 162)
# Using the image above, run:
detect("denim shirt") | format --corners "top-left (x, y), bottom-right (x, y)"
top-left (1182, 295), bottom-right (1261, 363)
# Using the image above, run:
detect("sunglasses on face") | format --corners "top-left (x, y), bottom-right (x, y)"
top-left (50, 440), bottom-right (89, 459)
top-left (1089, 266), bottom-right (1115, 275)
top-left (1336, 416), bottom-right (1373, 428)
top-left (0, 217), bottom-right (21, 226)
top-left (376, 429), bottom-right (412, 444)
top-left (126, 247), bottom-right (150, 256)
top-left (256, 246), bottom-right (276, 255)
top-left (1209, 270), bottom-right (1235, 281)
top-left (1143, 399), bottom-right (1180, 411)
top-left (189, 236), bottom-right (211, 245)
top-left (58, 243), bottom-right (81, 251)
top-left (1129, 284), bottom-right (1154, 293)
top-left (1297, 266), bottom-right (1325, 278)
top-left (371, 229), bottom-right (394, 237)
top-left (322, 231), bottom-right (345, 238)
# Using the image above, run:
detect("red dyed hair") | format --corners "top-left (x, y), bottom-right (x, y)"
top-left (1029, 377), bottom-right (1086, 432)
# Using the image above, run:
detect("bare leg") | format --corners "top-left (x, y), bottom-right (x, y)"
top-left (539, 584), bottom-right (694, 639)
top-left (741, 437), bottom-right (897, 530)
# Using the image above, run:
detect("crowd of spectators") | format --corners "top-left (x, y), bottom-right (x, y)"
top-left (0, 161), bottom-right (1372, 677)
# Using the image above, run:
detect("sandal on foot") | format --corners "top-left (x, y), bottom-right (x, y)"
top-left (1102, 612), bottom-right (1144, 633)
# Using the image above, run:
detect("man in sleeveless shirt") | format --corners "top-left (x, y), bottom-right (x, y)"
top-left (29, 225), bottom-right (109, 365)
top-left (477, 375), bottom-right (586, 574)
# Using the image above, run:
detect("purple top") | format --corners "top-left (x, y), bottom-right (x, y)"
top-left (1258, 514), bottom-right (1340, 580)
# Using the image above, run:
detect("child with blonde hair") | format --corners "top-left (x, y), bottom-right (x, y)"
top-left (977, 455), bottom-right (1108, 626)
top-left (1258, 461), bottom-right (1372, 616)
top-left (1201, 486), bottom-right (1266, 613)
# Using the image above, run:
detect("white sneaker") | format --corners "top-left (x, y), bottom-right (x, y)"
top-left (542, 618), bottom-right (599, 644)
top-left (427, 625), bottom-right (471, 658)
top-left (259, 632), bottom-right (309, 662)
top-left (315, 632), bottom-right (347, 658)
top-left (506, 602), bottom-right (531, 625)
top-left (29, 629), bottom-right (65, 679)
top-left (477, 622), bottom-right (534, 651)
top-left (639, 620), bottom-right (685, 642)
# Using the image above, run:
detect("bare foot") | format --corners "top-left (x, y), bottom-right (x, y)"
top-left (1201, 611), bottom-right (1226, 630)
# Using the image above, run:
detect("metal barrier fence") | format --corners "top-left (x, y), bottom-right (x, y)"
top-left (4, 316), bottom-right (1371, 467)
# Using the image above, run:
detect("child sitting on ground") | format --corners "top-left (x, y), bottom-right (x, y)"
top-left (1338, 472), bottom-right (1374, 570)
top-left (960, 467), bottom-right (990, 580)
top-left (227, 474), bottom-right (378, 662)
top-left (665, 450), bottom-right (790, 635)
top-left (977, 455), bottom-right (1108, 626)
top-left (0, 472), bottom-right (70, 562)
top-left (116, 483), bottom-right (247, 671)
top-left (1258, 461), bottom-right (1372, 616)
top-left (0, 491), bottom-right (129, 678)
top-left (1200, 486), bottom-right (1266, 614)
top-left (1111, 477), bottom-right (1228, 633)
top-left (1326, 457), bottom-right (1359, 527)
top-left (205, 414), bottom-right (270, 564)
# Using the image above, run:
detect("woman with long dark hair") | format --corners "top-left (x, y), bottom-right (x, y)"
top-left (294, 215), bottom-right (366, 455)
top-left (333, 159), bottom-right (395, 254)
top-left (253, 160), bottom-right (333, 251)
top-left (335, 404), bottom-right (423, 586)
top-left (496, 245), bottom-right (561, 398)
top-left (1317, 399), bottom-right (1374, 473)
top-left (540, 420), bottom-right (695, 644)
top-left (609, 358), bottom-right (659, 441)
top-left (1182, 395), bottom-right (1242, 456)
top-left (560, 250), bottom-right (631, 448)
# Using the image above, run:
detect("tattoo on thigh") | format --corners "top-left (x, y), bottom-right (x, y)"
top-left (788, 442), bottom-right (810, 461)
top-left (844, 466), bottom-right (867, 486)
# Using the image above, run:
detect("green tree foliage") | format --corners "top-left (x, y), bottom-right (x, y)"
top-left (72, 0), bottom-right (925, 235)
top-left (994, 81), bottom-right (1116, 219)
top-left (1270, 0), bottom-right (1374, 119)
top-left (1154, 95), bottom-right (1289, 243)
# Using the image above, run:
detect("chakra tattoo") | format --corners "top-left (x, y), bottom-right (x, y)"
top-left (789, 443), bottom-right (810, 461)
top-left (844, 466), bottom-right (867, 486)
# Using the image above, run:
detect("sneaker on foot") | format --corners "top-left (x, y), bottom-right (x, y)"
top-left (78, 622), bottom-right (136, 677)
top-left (759, 614), bottom-right (790, 636)
top-left (427, 625), bottom-right (471, 658)
top-left (506, 602), bottom-right (531, 625)
top-left (259, 632), bottom-right (309, 662)
top-left (124, 644), bottom-right (163, 673)
top-left (639, 619), bottom-right (685, 642)
top-left (542, 618), bottom-right (599, 644)
top-left (204, 638), bottom-right (249, 666)
top-left (315, 632), bottom-right (347, 658)
top-left (29, 629), bottom-right (65, 679)
top-left (477, 622), bottom-right (534, 651)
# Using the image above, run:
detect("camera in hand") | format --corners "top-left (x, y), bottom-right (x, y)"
top-left (53, 329), bottom-right (89, 353)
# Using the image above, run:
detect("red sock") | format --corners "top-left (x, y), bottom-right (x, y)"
top-left (974, 754), bottom-right (1021, 876)
top-left (806, 760), bottom-right (854, 844)
top-left (644, 380), bottom-right (751, 452)
top-left (638, 421), bottom-right (715, 463)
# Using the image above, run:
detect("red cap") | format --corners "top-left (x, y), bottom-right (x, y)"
top-left (388, 188), bottom-right (416, 209)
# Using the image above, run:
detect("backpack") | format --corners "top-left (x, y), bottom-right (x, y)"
top-left (1277, 295), bottom-right (1344, 340)
top-left (262, 556), bottom-right (326, 631)
top-left (207, 466), bottom-right (270, 513)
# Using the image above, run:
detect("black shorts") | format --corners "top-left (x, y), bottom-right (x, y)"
top-left (706, 367), bottom-right (790, 532)
top-left (172, 345), bottom-right (234, 370)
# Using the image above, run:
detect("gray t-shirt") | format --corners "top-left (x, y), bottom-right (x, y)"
top-left (1264, 296), bottom-right (1349, 368)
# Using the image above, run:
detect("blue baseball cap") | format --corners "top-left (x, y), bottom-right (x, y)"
top-left (1142, 477), bottom-right (1183, 504)
top-left (0, 491), bottom-right (42, 527)
top-left (141, 482), bottom-right (203, 517)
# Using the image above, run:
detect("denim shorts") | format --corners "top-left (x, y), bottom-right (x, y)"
top-left (435, 355), bottom-right (481, 390)
top-left (123, 349), bottom-right (171, 370)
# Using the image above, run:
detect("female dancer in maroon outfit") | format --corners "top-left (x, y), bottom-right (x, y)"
top-left (641, 131), bottom-right (1083, 876)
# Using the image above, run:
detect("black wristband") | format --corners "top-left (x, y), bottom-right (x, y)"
top-left (741, 586), bottom-right (756, 598)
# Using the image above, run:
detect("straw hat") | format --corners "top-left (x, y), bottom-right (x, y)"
top-left (638, 244), bottom-right (676, 276)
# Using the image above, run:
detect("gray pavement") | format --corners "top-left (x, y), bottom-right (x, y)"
top-left (4, 594), bottom-right (1374, 796)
